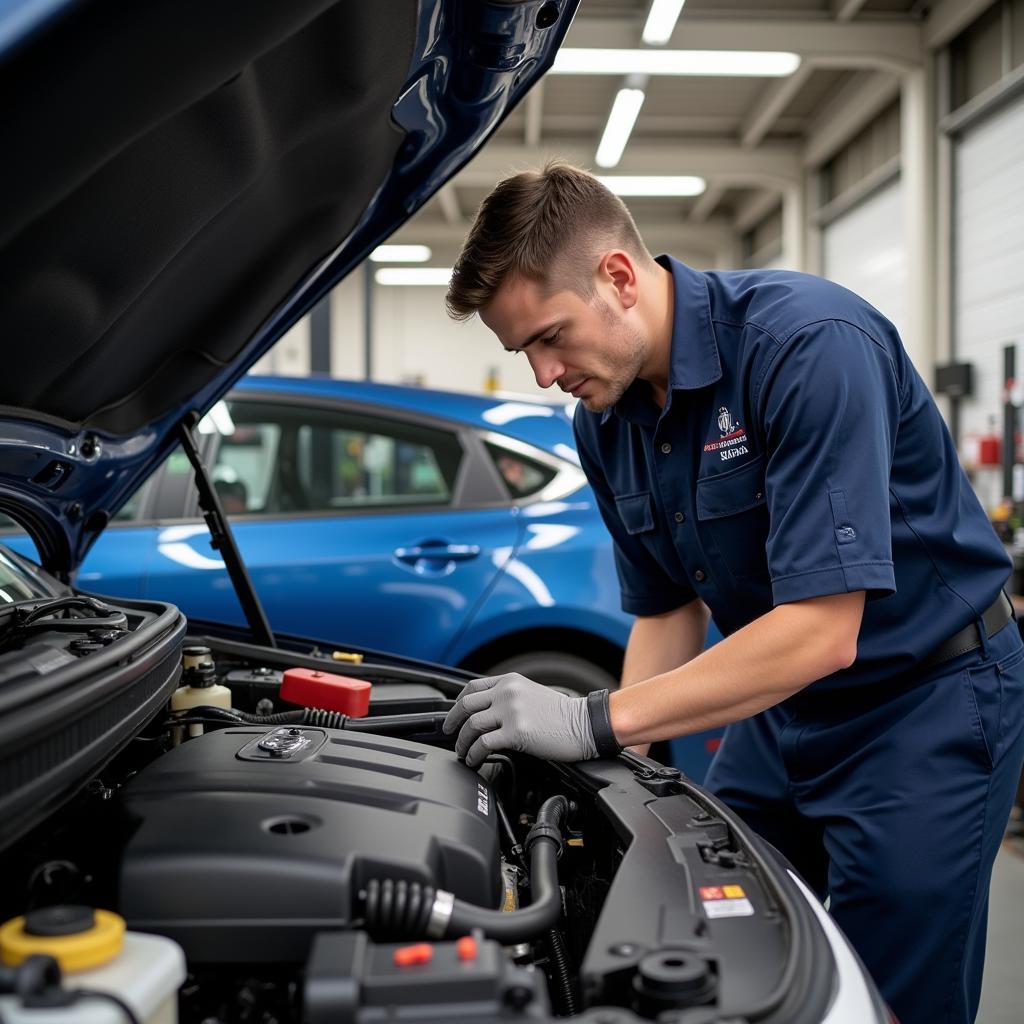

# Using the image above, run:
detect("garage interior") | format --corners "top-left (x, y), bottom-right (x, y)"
top-left (245, 2), bottom-right (1024, 1019)
top-left (0, 1), bottom-right (1022, 1021)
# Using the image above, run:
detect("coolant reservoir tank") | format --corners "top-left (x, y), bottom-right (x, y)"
top-left (171, 645), bottom-right (231, 738)
top-left (0, 907), bottom-right (185, 1024)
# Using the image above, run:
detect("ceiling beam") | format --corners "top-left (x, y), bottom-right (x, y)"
top-left (833, 0), bottom-right (868, 21)
top-left (457, 141), bottom-right (802, 189)
top-left (436, 185), bottom-right (462, 225)
top-left (924, 0), bottom-right (998, 49)
top-left (564, 16), bottom-right (924, 72)
top-left (386, 216), bottom-right (738, 260)
top-left (803, 69), bottom-right (901, 167)
top-left (740, 60), bottom-right (817, 148)
top-left (525, 79), bottom-right (545, 146)
top-left (733, 189), bottom-right (782, 235)
top-left (689, 184), bottom-right (726, 224)
top-left (539, 113), bottom-right (808, 135)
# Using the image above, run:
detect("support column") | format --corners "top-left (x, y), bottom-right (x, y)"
top-left (934, 48), bottom-right (955, 427)
top-left (900, 66), bottom-right (935, 378)
top-left (309, 296), bottom-right (331, 375)
top-left (363, 263), bottom-right (374, 381)
top-left (782, 182), bottom-right (807, 271)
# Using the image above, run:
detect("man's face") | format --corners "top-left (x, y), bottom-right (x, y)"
top-left (480, 271), bottom-right (647, 413)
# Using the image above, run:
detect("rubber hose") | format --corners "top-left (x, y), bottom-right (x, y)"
top-left (441, 794), bottom-right (570, 944)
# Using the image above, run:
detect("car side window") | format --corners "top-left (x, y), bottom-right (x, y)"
top-left (483, 442), bottom-right (558, 500)
top-left (213, 400), bottom-right (463, 514)
top-left (111, 475), bottom-right (156, 522)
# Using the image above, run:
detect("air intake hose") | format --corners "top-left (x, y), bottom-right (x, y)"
top-left (363, 794), bottom-right (571, 944)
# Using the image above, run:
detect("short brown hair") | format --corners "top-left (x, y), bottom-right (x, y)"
top-left (445, 160), bottom-right (650, 321)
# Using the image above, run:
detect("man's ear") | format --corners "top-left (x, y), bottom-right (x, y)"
top-left (597, 250), bottom-right (640, 310)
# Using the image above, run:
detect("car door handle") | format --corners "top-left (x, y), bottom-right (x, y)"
top-left (394, 542), bottom-right (481, 564)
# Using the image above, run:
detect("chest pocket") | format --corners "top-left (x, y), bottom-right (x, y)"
top-left (615, 491), bottom-right (655, 535)
top-left (696, 455), bottom-right (770, 578)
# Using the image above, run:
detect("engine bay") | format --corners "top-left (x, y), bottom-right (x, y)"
top-left (0, 593), bottom-right (835, 1024)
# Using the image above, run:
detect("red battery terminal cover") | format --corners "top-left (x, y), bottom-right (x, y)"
top-left (280, 667), bottom-right (371, 717)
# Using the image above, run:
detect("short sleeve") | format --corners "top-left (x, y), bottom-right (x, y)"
top-left (756, 320), bottom-right (900, 605)
top-left (573, 407), bottom-right (696, 616)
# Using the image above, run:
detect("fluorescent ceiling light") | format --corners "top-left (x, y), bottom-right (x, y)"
top-left (375, 267), bottom-right (453, 286)
top-left (551, 49), bottom-right (801, 77)
top-left (597, 176), bottom-right (706, 197)
top-left (370, 244), bottom-right (432, 262)
top-left (642, 0), bottom-right (686, 45)
top-left (596, 88), bottom-right (645, 169)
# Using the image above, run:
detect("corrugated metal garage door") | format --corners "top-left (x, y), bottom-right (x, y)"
top-left (822, 178), bottom-right (908, 345)
top-left (954, 98), bottom-right (1024, 453)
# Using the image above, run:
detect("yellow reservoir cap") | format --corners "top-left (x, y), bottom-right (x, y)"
top-left (0, 909), bottom-right (125, 972)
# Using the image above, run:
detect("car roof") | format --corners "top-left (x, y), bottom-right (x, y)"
top-left (232, 376), bottom-right (580, 457)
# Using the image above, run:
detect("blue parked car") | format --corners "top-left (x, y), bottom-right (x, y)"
top-left (6, 377), bottom-right (629, 687)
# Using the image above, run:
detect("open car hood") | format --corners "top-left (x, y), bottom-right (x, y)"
top-left (0, 0), bottom-right (577, 576)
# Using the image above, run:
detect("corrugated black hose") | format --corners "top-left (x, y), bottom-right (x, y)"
top-left (546, 926), bottom-right (579, 1016)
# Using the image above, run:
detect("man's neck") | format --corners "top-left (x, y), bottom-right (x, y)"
top-left (641, 261), bottom-right (675, 409)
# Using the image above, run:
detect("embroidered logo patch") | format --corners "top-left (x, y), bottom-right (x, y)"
top-left (703, 406), bottom-right (749, 462)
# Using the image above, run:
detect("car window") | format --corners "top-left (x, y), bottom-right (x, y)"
top-left (213, 400), bottom-right (463, 514)
top-left (212, 423), bottom-right (282, 513)
top-left (111, 476), bottom-right (155, 522)
top-left (483, 442), bottom-right (558, 500)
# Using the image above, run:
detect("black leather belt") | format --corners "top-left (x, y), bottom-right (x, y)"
top-left (918, 592), bottom-right (1015, 670)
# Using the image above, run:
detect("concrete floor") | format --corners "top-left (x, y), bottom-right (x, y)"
top-left (977, 836), bottom-right (1024, 1023)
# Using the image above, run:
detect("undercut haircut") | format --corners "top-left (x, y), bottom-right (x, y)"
top-left (445, 161), bottom-right (651, 321)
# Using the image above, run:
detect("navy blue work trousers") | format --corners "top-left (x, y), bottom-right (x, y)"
top-left (704, 620), bottom-right (1024, 1024)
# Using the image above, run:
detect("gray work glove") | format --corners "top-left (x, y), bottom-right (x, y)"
top-left (442, 673), bottom-right (617, 769)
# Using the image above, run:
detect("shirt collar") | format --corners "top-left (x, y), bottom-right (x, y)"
top-left (602, 255), bottom-right (722, 425)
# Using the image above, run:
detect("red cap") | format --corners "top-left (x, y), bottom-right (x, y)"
top-left (280, 667), bottom-right (371, 716)
top-left (393, 943), bottom-right (433, 967)
top-left (455, 935), bottom-right (478, 961)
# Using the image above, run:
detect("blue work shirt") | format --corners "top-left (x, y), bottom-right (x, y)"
top-left (574, 256), bottom-right (1011, 688)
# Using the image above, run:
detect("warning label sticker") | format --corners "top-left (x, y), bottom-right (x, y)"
top-left (699, 885), bottom-right (754, 918)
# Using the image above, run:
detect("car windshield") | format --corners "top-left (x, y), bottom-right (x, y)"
top-left (0, 547), bottom-right (51, 603)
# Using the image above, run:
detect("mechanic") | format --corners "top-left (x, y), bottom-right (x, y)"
top-left (442, 161), bottom-right (1024, 1024)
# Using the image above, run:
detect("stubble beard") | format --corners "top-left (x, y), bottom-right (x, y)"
top-left (580, 304), bottom-right (647, 413)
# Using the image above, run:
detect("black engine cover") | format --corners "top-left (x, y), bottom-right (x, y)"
top-left (118, 726), bottom-right (501, 962)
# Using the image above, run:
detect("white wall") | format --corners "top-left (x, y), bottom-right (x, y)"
top-left (822, 179), bottom-right (909, 345)
top-left (371, 283), bottom-right (547, 396)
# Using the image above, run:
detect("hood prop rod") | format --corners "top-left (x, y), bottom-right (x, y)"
top-left (177, 414), bottom-right (276, 648)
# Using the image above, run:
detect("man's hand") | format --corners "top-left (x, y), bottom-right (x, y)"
top-left (442, 673), bottom-right (598, 768)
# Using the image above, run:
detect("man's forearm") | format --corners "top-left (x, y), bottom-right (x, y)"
top-left (619, 600), bottom-right (709, 755)
top-left (609, 592), bottom-right (865, 747)
top-left (621, 600), bottom-right (710, 687)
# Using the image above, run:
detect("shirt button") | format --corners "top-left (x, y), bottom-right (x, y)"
top-left (755, 491), bottom-right (763, 500)
top-left (674, 511), bottom-right (685, 523)
top-left (660, 442), bottom-right (672, 454)
top-left (694, 569), bottom-right (706, 582)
